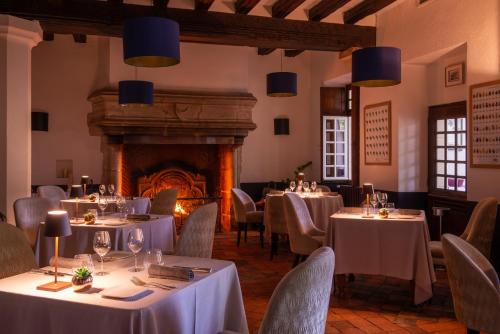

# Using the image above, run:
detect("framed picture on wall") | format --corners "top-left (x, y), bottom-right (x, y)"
top-left (364, 101), bottom-right (391, 165)
top-left (469, 79), bottom-right (500, 168)
top-left (445, 62), bottom-right (465, 87)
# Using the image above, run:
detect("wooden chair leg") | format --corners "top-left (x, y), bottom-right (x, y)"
top-left (237, 223), bottom-right (242, 247)
top-left (244, 224), bottom-right (248, 242)
top-left (466, 329), bottom-right (479, 334)
top-left (259, 223), bottom-right (264, 248)
top-left (292, 254), bottom-right (301, 268)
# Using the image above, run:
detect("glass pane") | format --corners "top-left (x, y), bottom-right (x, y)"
top-left (336, 155), bottom-right (345, 165)
top-left (437, 134), bottom-right (445, 146)
top-left (457, 118), bottom-right (466, 131)
top-left (447, 133), bottom-right (456, 146)
top-left (437, 148), bottom-right (445, 160)
top-left (447, 163), bottom-right (456, 175)
top-left (336, 167), bottom-right (345, 178)
top-left (335, 131), bottom-right (345, 142)
top-left (326, 155), bottom-right (334, 165)
top-left (447, 119), bottom-right (456, 131)
top-left (457, 178), bottom-right (466, 192)
top-left (457, 163), bottom-right (466, 176)
top-left (447, 148), bottom-right (456, 161)
top-left (336, 143), bottom-right (345, 153)
top-left (326, 144), bottom-right (334, 154)
top-left (436, 176), bottom-right (445, 189)
top-left (457, 148), bottom-right (466, 161)
top-left (437, 119), bottom-right (445, 132)
top-left (326, 132), bottom-right (334, 141)
top-left (336, 119), bottom-right (345, 130)
top-left (457, 133), bottom-right (466, 146)
top-left (348, 101), bottom-right (352, 110)
top-left (326, 119), bottom-right (334, 130)
top-left (436, 162), bottom-right (445, 175)
top-left (326, 167), bottom-right (334, 177)
top-left (447, 177), bottom-right (456, 190)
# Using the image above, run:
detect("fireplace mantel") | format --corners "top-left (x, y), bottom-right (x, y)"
top-left (87, 88), bottom-right (257, 145)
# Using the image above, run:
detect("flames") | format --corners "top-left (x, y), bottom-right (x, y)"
top-left (175, 202), bottom-right (186, 215)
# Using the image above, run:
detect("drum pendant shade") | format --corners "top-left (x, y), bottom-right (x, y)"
top-left (352, 47), bottom-right (401, 87)
top-left (123, 17), bottom-right (180, 67)
top-left (267, 72), bottom-right (297, 97)
top-left (118, 80), bottom-right (154, 106)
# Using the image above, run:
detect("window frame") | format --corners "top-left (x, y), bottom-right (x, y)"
top-left (322, 116), bottom-right (352, 181)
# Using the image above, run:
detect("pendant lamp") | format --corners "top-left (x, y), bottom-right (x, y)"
top-left (118, 80), bottom-right (154, 106)
top-left (267, 51), bottom-right (297, 97)
top-left (352, 47), bottom-right (401, 87)
top-left (123, 17), bottom-right (180, 67)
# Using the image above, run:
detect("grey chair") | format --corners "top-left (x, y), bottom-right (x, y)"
top-left (231, 188), bottom-right (264, 248)
top-left (315, 185), bottom-right (331, 193)
top-left (149, 189), bottom-right (178, 215)
top-left (13, 197), bottom-right (52, 250)
top-left (442, 234), bottom-right (500, 334)
top-left (129, 197), bottom-right (151, 214)
top-left (37, 185), bottom-right (67, 210)
top-left (0, 223), bottom-right (37, 279)
top-left (175, 202), bottom-right (218, 258)
top-left (264, 194), bottom-right (288, 260)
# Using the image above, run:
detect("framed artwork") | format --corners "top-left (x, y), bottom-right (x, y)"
top-left (445, 62), bottom-right (465, 87)
top-left (364, 101), bottom-right (391, 165)
top-left (469, 79), bottom-right (500, 168)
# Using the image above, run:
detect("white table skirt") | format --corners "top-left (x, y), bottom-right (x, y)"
top-left (35, 214), bottom-right (176, 267)
top-left (0, 256), bottom-right (248, 334)
top-left (325, 211), bottom-right (436, 304)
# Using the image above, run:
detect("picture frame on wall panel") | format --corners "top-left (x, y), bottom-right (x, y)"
top-left (445, 62), bottom-right (465, 87)
top-left (364, 101), bottom-right (391, 165)
top-left (469, 79), bottom-right (500, 168)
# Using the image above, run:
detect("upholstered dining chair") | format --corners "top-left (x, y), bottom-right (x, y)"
top-left (231, 188), bottom-right (264, 248)
top-left (37, 185), bottom-right (67, 210)
top-left (283, 193), bottom-right (325, 267)
top-left (128, 197), bottom-right (151, 214)
top-left (441, 234), bottom-right (500, 334)
top-left (13, 197), bottom-right (52, 250)
top-left (149, 189), bottom-right (178, 215)
top-left (219, 247), bottom-right (335, 334)
top-left (430, 197), bottom-right (498, 266)
top-left (174, 202), bottom-right (218, 258)
top-left (315, 185), bottom-right (331, 193)
top-left (264, 194), bottom-right (289, 260)
top-left (0, 223), bottom-right (37, 279)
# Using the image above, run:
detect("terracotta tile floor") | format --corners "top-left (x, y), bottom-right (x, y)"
top-left (212, 231), bottom-right (466, 334)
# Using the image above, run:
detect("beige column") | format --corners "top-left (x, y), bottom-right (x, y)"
top-left (0, 15), bottom-right (42, 224)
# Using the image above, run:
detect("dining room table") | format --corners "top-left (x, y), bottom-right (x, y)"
top-left (0, 255), bottom-right (248, 334)
top-left (325, 209), bottom-right (436, 305)
top-left (35, 213), bottom-right (176, 267)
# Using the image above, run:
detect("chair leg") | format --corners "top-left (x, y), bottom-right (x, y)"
top-left (237, 223), bottom-right (242, 247)
top-left (259, 223), bottom-right (264, 248)
top-left (244, 224), bottom-right (248, 242)
top-left (292, 254), bottom-right (301, 268)
top-left (467, 329), bottom-right (479, 334)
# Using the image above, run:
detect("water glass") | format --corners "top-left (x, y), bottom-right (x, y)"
top-left (128, 227), bottom-right (144, 272)
top-left (115, 194), bottom-right (126, 219)
top-left (311, 181), bottom-right (317, 192)
top-left (93, 231), bottom-right (111, 276)
top-left (97, 196), bottom-right (108, 219)
top-left (73, 254), bottom-right (94, 273)
top-left (377, 192), bottom-right (388, 208)
top-left (289, 181), bottom-right (296, 192)
top-left (386, 202), bottom-right (396, 212)
top-left (143, 249), bottom-right (163, 271)
top-left (369, 193), bottom-right (379, 213)
top-left (108, 184), bottom-right (115, 199)
top-left (99, 184), bottom-right (106, 197)
top-left (303, 181), bottom-right (310, 193)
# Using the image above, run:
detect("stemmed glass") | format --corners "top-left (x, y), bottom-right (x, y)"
top-left (289, 181), bottom-right (296, 192)
top-left (377, 192), bottom-right (388, 208)
top-left (115, 194), bottom-right (126, 219)
top-left (128, 227), bottom-right (144, 272)
top-left (108, 184), bottom-right (115, 200)
top-left (98, 196), bottom-right (108, 220)
top-left (311, 181), bottom-right (317, 193)
top-left (303, 181), bottom-right (310, 193)
top-left (93, 231), bottom-right (111, 276)
top-left (99, 184), bottom-right (106, 197)
top-left (369, 193), bottom-right (379, 214)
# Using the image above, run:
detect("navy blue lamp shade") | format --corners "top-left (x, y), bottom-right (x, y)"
top-left (44, 211), bottom-right (72, 238)
top-left (123, 17), bottom-right (180, 67)
top-left (352, 47), bottom-right (401, 87)
top-left (267, 72), bottom-right (297, 97)
top-left (118, 80), bottom-right (154, 106)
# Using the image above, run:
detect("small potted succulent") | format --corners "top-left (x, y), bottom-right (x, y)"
top-left (83, 211), bottom-right (96, 225)
top-left (72, 266), bottom-right (93, 292)
top-left (88, 193), bottom-right (97, 202)
top-left (379, 208), bottom-right (389, 219)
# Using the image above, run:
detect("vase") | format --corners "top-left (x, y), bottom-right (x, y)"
top-left (71, 275), bottom-right (93, 292)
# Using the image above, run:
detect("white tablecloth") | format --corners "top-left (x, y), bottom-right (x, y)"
top-left (35, 214), bottom-right (176, 267)
top-left (325, 211), bottom-right (436, 304)
top-left (0, 256), bottom-right (248, 334)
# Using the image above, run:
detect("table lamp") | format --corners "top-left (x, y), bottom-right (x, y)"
top-left (70, 185), bottom-right (84, 221)
top-left (80, 175), bottom-right (90, 197)
top-left (37, 210), bottom-right (72, 292)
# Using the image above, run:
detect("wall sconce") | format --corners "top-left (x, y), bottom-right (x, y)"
top-left (274, 118), bottom-right (289, 135)
top-left (32, 111), bottom-right (48, 131)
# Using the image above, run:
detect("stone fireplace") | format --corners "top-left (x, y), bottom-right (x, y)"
top-left (87, 89), bottom-right (257, 231)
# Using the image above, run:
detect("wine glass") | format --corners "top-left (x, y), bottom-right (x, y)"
top-left (99, 184), bottom-right (106, 197)
top-left (115, 194), bottom-right (126, 219)
top-left (311, 181), bottom-right (317, 193)
top-left (377, 192), bottom-right (388, 208)
top-left (303, 181), bottom-right (310, 193)
top-left (97, 196), bottom-right (108, 220)
top-left (369, 193), bottom-right (379, 214)
top-left (143, 249), bottom-right (163, 271)
top-left (128, 227), bottom-right (144, 272)
top-left (93, 231), bottom-right (111, 276)
top-left (108, 184), bottom-right (115, 200)
top-left (289, 181), bottom-right (296, 192)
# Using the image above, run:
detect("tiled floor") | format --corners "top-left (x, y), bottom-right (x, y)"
top-left (212, 231), bottom-right (466, 334)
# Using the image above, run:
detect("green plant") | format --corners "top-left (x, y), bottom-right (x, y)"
top-left (0, 212), bottom-right (5, 222)
top-left (83, 210), bottom-right (95, 222)
top-left (73, 266), bottom-right (92, 279)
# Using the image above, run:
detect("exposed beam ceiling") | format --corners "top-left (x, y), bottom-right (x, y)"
top-left (72, 33), bottom-right (87, 43)
top-left (258, 48), bottom-right (275, 55)
top-left (195, 0), bottom-right (215, 11)
top-left (235, 0), bottom-right (261, 14)
top-left (284, 49), bottom-right (304, 57)
top-left (308, 0), bottom-right (351, 21)
top-left (0, 0), bottom-right (375, 52)
top-left (344, 0), bottom-right (396, 24)
top-left (153, 0), bottom-right (169, 8)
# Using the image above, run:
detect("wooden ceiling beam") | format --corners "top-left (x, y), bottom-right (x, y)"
top-left (272, 0), bottom-right (306, 19)
top-left (344, 0), bottom-right (396, 24)
top-left (235, 0), bottom-right (261, 14)
top-left (0, 0), bottom-right (375, 51)
top-left (308, 0), bottom-right (351, 21)
top-left (42, 31), bottom-right (54, 41)
top-left (152, 0), bottom-right (169, 8)
top-left (257, 48), bottom-right (275, 55)
top-left (195, 0), bottom-right (215, 11)
top-left (72, 33), bottom-right (86, 43)
top-left (284, 49), bottom-right (303, 57)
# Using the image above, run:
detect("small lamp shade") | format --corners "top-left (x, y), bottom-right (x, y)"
top-left (352, 47), bottom-right (401, 87)
top-left (118, 80), bottom-right (154, 106)
top-left (80, 176), bottom-right (90, 185)
top-left (123, 17), bottom-right (180, 67)
top-left (32, 111), bottom-right (48, 131)
top-left (267, 72), bottom-right (297, 97)
top-left (274, 118), bottom-right (289, 135)
top-left (70, 185), bottom-right (84, 198)
top-left (44, 211), bottom-right (72, 237)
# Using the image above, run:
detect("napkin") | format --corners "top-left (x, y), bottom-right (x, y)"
top-left (148, 264), bottom-right (194, 281)
top-left (49, 256), bottom-right (81, 269)
top-left (127, 214), bottom-right (151, 221)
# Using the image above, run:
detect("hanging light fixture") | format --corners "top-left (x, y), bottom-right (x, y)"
top-left (123, 16), bottom-right (180, 67)
top-left (351, 47), bottom-right (401, 87)
top-left (267, 50), bottom-right (297, 97)
top-left (118, 80), bottom-right (154, 106)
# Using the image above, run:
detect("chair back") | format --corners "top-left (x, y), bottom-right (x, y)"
top-left (37, 185), bottom-right (67, 210)
top-left (316, 185), bottom-right (331, 193)
top-left (13, 197), bottom-right (52, 249)
top-left (442, 234), bottom-right (500, 334)
top-left (231, 188), bottom-right (256, 223)
top-left (338, 185), bottom-right (363, 207)
top-left (0, 223), bottom-right (36, 279)
top-left (264, 194), bottom-right (288, 235)
top-left (129, 197), bottom-right (151, 214)
top-left (175, 202), bottom-right (218, 258)
top-left (149, 189), bottom-right (178, 215)
top-left (258, 247), bottom-right (335, 334)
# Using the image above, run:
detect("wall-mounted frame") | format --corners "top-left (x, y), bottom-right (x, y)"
top-left (364, 101), bottom-right (391, 165)
top-left (469, 79), bottom-right (500, 168)
top-left (445, 62), bottom-right (465, 87)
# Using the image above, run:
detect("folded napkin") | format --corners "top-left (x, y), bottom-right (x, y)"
top-left (127, 214), bottom-right (151, 221)
top-left (49, 256), bottom-right (81, 269)
top-left (148, 264), bottom-right (194, 281)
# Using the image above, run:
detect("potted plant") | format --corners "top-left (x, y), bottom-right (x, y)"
top-left (88, 193), bottom-right (97, 202)
top-left (83, 211), bottom-right (96, 225)
top-left (379, 208), bottom-right (389, 219)
top-left (72, 266), bottom-right (93, 292)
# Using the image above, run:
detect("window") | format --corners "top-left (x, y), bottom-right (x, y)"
top-left (346, 85), bottom-right (353, 114)
top-left (323, 116), bottom-right (351, 180)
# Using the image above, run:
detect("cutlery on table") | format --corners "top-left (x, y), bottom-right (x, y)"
top-left (30, 269), bottom-right (70, 277)
top-left (131, 276), bottom-right (176, 290)
top-left (172, 266), bottom-right (212, 273)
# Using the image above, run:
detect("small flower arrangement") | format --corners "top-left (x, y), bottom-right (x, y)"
top-left (83, 211), bottom-right (96, 225)
top-left (379, 208), bottom-right (389, 218)
top-left (72, 266), bottom-right (93, 292)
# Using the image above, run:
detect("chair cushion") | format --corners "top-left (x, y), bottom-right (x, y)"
top-left (246, 211), bottom-right (264, 224)
top-left (430, 241), bottom-right (444, 258)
